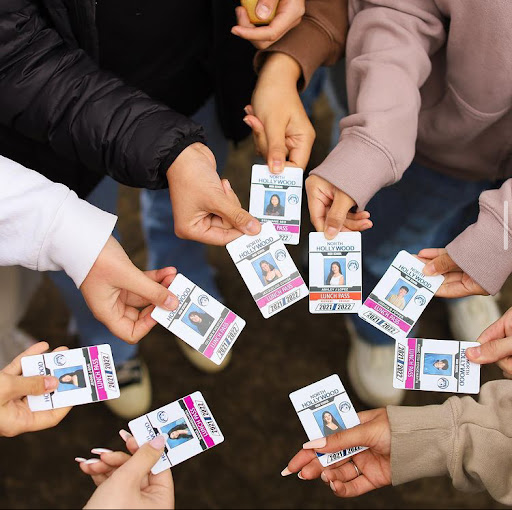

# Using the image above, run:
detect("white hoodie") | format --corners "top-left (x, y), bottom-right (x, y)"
top-left (0, 156), bottom-right (117, 287)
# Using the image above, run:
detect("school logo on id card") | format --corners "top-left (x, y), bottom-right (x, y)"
top-left (129, 391), bottom-right (224, 474)
top-left (21, 344), bottom-right (120, 411)
top-left (226, 222), bottom-right (308, 318)
top-left (249, 165), bottom-right (303, 245)
top-left (289, 375), bottom-right (367, 467)
top-left (151, 274), bottom-right (245, 366)
top-left (309, 232), bottom-right (362, 314)
top-left (393, 338), bottom-right (480, 394)
top-left (358, 251), bottom-right (444, 338)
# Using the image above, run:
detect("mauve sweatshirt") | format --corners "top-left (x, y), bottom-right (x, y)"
top-left (265, 0), bottom-right (512, 295)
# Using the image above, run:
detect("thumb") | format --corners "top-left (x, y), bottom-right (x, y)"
top-left (255, 0), bottom-right (279, 21)
top-left (302, 422), bottom-right (373, 453)
top-left (466, 337), bottom-right (512, 365)
top-left (116, 435), bottom-right (167, 481)
top-left (324, 189), bottom-right (355, 240)
top-left (3, 374), bottom-right (59, 401)
top-left (213, 195), bottom-right (261, 236)
top-left (265, 122), bottom-right (288, 174)
top-left (423, 252), bottom-right (459, 276)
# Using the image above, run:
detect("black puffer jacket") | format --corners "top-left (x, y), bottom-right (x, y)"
top-left (0, 0), bottom-right (256, 197)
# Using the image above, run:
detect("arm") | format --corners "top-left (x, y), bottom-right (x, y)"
top-left (0, 1), bottom-right (205, 189)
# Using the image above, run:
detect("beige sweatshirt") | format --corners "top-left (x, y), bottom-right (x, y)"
top-left (263, 0), bottom-right (512, 295)
top-left (388, 380), bottom-right (512, 505)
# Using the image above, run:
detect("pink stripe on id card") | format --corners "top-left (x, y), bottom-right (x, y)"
top-left (89, 346), bottom-right (108, 401)
top-left (405, 338), bottom-right (417, 389)
top-left (203, 312), bottom-right (236, 359)
top-left (184, 396), bottom-right (215, 448)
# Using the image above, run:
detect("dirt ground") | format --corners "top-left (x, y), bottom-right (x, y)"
top-left (1, 96), bottom-right (510, 509)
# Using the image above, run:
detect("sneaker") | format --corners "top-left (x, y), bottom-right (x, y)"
top-left (0, 328), bottom-right (37, 368)
top-left (346, 320), bottom-right (405, 407)
top-left (175, 337), bottom-right (232, 373)
top-left (105, 358), bottom-right (152, 420)
top-left (446, 295), bottom-right (501, 340)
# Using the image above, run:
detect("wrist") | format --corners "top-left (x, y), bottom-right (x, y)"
top-left (167, 142), bottom-right (215, 179)
top-left (259, 52), bottom-right (301, 87)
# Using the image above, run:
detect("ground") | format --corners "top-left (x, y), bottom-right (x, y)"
top-left (1, 96), bottom-right (509, 509)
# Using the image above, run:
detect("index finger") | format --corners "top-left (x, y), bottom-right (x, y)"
top-left (477, 316), bottom-right (508, 345)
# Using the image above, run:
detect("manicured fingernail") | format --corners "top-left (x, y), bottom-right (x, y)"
top-left (150, 435), bottom-right (166, 450)
top-left (243, 117), bottom-right (252, 128)
top-left (244, 106), bottom-right (250, 115)
top-left (281, 467), bottom-right (292, 477)
top-left (297, 472), bottom-right (306, 480)
top-left (321, 471), bottom-right (328, 483)
top-left (303, 437), bottom-right (327, 449)
top-left (467, 346), bottom-right (481, 359)
top-left (246, 220), bottom-right (260, 234)
top-left (74, 457), bottom-right (86, 463)
top-left (163, 295), bottom-right (178, 311)
top-left (330, 480), bottom-right (337, 493)
top-left (325, 227), bottom-right (338, 240)
top-left (119, 429), bottom-right (132, 442)
top-left (256, 3), bottom-right (271, 19)
top-left (44, 376), bottom-right (58, 391)
top-left (423, 262), bottom-right (436, 276)
top-left (84, 458), bottom-right (101, 465)
top-left (272, 160), bottom-right (283, 173)
top-left (91, 448), bottom-right (112, 454)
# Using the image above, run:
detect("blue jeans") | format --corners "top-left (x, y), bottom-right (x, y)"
top-left (350, 160), bottom-right (495, 345)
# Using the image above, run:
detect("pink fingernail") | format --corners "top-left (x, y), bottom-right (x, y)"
top-left (149, 435), bottom-right (166, 450)
top-left (119, 429), bottom-right (132, 442)
top-left (74, 457), bottom-right (86, 463)
top-left (91, 448), bottom-right (112, 454)
top-left (330, 480), bottom-right (337, 493)
top-left (297, 472), bottom-right (306, 480)
top-left (303, 437), bottom-right (327, 449)
top-left (321, 471), bottom-right (328, 483)
top-left (281, 467), bottom-right (292, 477)
top-left (467, 346), bottom-right (481, 359)
top-left (84, 458), bottom-right (100, 465)
top-left (44, 376), bottom-right (58, 391)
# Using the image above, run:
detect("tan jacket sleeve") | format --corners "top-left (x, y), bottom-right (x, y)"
top-left (254, 0), bottom-right (348, 90)
top-left (387, 380), bottom-right (512, 505)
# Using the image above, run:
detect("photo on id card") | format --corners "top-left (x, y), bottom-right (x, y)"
top-left (358, 251), bottom-right (444, 339)
top-left (249, 164), bottom-right (303, 245)
top-left (151, 274), bottom-right (245, 365)
top-left (226, 222), bottom-right (308, 318)
top-left (129, 391), bottom-right (224, 474)
top-left (289, 374), bottom-right (367, 467)
top-left (21, 344), bottom-right (120, 411)
top-left (394, 338), bottom-right (480, 394)
top-left (309, 232), bottom-right (362, 313)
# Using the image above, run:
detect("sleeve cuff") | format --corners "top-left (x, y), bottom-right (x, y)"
top-left (39, 191), bottom-right (117, 288)
top-left (388, 401), bottom-right (455, 486)
top-left (310, 132), bottom-right (397, 209)
top-left (446, 204), bottom-right (512, 295)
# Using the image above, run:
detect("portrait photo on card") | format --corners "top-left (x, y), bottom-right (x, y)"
top-left (55, 365), bottom-right (87, 392)
top-left (264, 191), bottom-right (286, 217)
top-left (162, 418), bottom-right (194, 450)
top-left (385, 279), bottom-right (416, 310)
top-left (324, 259), bottom-right (346, 286)
top-left (252, 253), bottom-right (283, 287)
top-left (181, 303), bottom-right (214, 337)
top-left (313, 405), bottom-right (346, 437)
top-left (423, 353), bottom-right (453, 375)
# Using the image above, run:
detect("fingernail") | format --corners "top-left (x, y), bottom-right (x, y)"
top-left (84, 458), bottom-right (101, 465)
top-left (74, 457), bottom-right (86, 463)
top-left (325, 227), bottom-right (338, 240)
top-left (244, 106), bottom-right (250, 115)
top-left (467, 346), bottom-right (481, 359)
top-left (243, 117), bottom-right (252, 128)
top-left (281, 467), bottom-right (292, 477)
top-left (297, 472), bottom-right (306, 480)
top-left (256, 3), bottom-right (271, 19)
top-left (321, 471), bottom-right (328, 483)
top-left (423, 262), bottom-right (436, 276)
top-left (224, 179), bottom-right (232, 191)
top-left (272, 160), bottom-right (283, 173)
top-left (119, 429), bottom-right (132, 442)
top-left (44, 376), bottom-right (58, 391)
top-left (163, 295), bottom-right (178, 311)
top-left (330, 480), bottom-right (337, 493)
top-left (303, 437), bottom-right (327, 449)
top-left (149, 435), bottom-right (166, 450)
top-left (246, 220), bottom-right (260, 234)
top-left (91, 448), bottom-right (112, 454)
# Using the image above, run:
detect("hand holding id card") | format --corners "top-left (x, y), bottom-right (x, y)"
top-left (394, 338), bottom-right (480, 393)
top-left (21, 345), bottom-right (120, 411)
top-left (151, 274), bottom-right (245, 365)
top-left (289, 375), bottom-right (367, 467)
top-left (249, 165), bottom-right (303, 245)
top-left (358, 251), bottom-right (444, 339)
top-left (129, 392), bottom-right (224, 474)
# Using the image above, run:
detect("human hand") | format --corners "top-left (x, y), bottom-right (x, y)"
top-left (0, 342), bottom-right (71, 437)
top-left (167, 142), bottom-right (260, 245)
top-left (232, 0), bottom-right (305, 49)
top-left (305, 175), bottom-right (372, 239)
top-left (466, 307), bottom-right (512, 378)
top-left (282, 409), bottom-right (391, 498)
top-left (244, 53), bottom-right (315, 173)
top-left (80, 237), bottom-right (179, 344)
top-left (81, 435), bottom-right (174, 510)
top-left (419, 248), bottom-right (488, 298)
